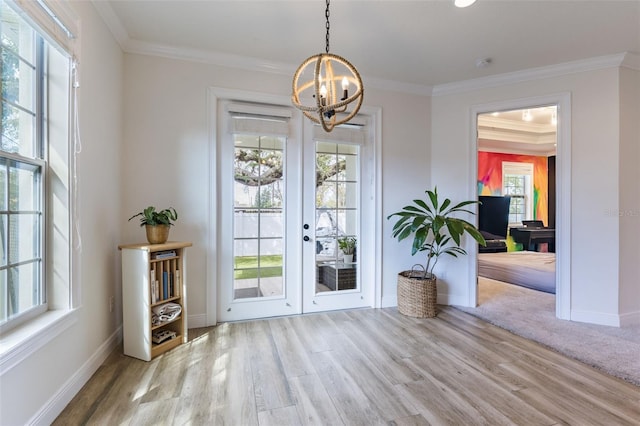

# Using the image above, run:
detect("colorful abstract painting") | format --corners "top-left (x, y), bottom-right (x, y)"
top-left (478, 151), bottom-right (549, 225)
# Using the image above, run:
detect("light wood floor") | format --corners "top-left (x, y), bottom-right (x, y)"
top-left (54, 307), bottom-right (640, 425)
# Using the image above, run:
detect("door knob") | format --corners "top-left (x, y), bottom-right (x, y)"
top-left (303, 224), bottom-right (310, 230)
top-left (303, 236), bottom-right (310, 242)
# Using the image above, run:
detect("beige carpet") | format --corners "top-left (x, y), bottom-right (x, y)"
top-left (455, 277), bottom-right (640, 387)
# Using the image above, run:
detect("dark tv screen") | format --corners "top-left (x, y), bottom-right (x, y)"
top-left (478, 196), bottom-right (511, 239)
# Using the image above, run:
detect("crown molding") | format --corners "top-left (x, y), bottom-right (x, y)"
top-left (91, 0), bottom-right (635, 98)
top-left (478, 115), bottom-right (556, 134)
top-left (125, 39), bottom-right (291, 73)
top-left (479, 145), bottom-right (556, 157)
top-left (91, 0), bottom-right (432, 96)
top-left (126, 40), bottom-right (433, 96)
top-left (433, 53), bottom-right (632, 97)
top-left (90, 0), bottom-right (129, 46)
top-left (108, 39), bottom-right (635, 99)
top-left (621, 51), bottom-right (640, 70)
top-left (478, 128), bottom-right (556, 145)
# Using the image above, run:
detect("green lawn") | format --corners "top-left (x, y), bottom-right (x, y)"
top-left (234, 255), bottom-right (283, 280)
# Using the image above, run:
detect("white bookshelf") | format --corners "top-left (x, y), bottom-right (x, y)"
top-left (118, 241), bottom-right (192, 361)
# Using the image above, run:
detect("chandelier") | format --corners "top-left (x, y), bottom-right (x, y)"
top-left (291, 0), bottom-right (364, 132)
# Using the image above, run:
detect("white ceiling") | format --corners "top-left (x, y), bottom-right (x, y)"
top-left (95, 1), bottom-right (636, 156)
top-left (478, 106), bottom-right (558, 156)
top-left (96, 0), bottom-right (640, 90)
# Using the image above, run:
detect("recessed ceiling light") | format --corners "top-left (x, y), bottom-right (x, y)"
top-left (455, 0), bottom-right (477, 8)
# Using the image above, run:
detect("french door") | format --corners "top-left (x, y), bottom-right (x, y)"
top-left (217, 100), bottom-right (373, 322)
top-left (301, 138), bottom-right (371, 313)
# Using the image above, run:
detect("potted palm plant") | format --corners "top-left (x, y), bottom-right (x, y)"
top-left (387, 187), bottom-right (485, 318)
top-left (338, 236), bottom-right (356, 263)
top-left (129, 206), bottom-right (178, 244)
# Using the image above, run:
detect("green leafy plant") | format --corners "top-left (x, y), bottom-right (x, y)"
top-left (128, 206), bottom-right (178, 227)
top-left (337, 236), bottom-right (357, 254)
top-left (387, 187), bottom-right (485, 279)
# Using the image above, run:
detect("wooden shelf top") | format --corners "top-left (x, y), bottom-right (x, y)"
top-left (118, 241), bottom-right (193, 251)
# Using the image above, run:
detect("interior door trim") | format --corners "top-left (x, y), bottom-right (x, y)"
top-left (468, 92), bottom-right (572, 320)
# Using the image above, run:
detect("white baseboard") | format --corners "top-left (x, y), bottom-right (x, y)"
top-left (571, 309), bottom-right (623, 327)
top-left (188, 313), bottom-right (208, 329)
top-left (381, 294), bottom-right (397, 308)
top-left (619, 310), bottom-right (640, 326)
top-left (438, 293), bottom-right (468, 307)
top-left (29, 326), bottom-right (122, 425)
top-left (383, 293), bottom-right (468, 309)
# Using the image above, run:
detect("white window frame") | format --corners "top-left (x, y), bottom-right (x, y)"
top-left (0, 0), bottom-right (78, 373)
top-left (1, 2), bottom-right (47, 331)
top-left (502, 161), bottom-right (534, 226)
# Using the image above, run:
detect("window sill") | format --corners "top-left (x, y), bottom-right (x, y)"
top-left (0, 309), bottom-right (78, 374)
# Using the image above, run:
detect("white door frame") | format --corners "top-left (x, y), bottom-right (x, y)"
top-left (468, 93), bottom-right (572, 320)
top-left (207, 87), bottom-right (382, 325)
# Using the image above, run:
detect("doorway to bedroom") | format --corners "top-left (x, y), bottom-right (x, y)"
top-left (473, 99), bottom-right (568, 319)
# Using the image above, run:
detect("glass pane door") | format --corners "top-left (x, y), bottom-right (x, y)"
top-left (314, 142), bottom-right (359, 293)
top-left (303, 137), bottom-right (370, 314)
top-left (217, 108), bottom-right (302, 323)
top-left (233, 135), bottom-right (284, 300)
top-left (217, 101), bottom-right (374, 321)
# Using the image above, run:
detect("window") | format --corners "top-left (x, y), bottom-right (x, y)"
top-left (502, 162), bottom-right (533, 226)
top-left (503, 174), bottom-right (526, 224)
top-left (1, 3), bottom-right (46, 327)
top-left (1, 0), bottom-right (74, 332)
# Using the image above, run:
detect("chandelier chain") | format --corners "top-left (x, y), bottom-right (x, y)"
top-left (325, 0), bottom-right (330, 53)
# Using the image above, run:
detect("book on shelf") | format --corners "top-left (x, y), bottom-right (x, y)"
top-left (175, 269), bottom-right (180, 296)
top-left (153, 250), bottom-right (176, 260)
top-left (150, 269), bottom-right (156, 303)
top-left (162, 271), bottom-right (169, 300)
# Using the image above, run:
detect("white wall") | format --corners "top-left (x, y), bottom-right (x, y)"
top-left (1, 10), bottom-right (635, 426)
top-left (121, 54), bottom-right (431, 317)
top-left (1, 3), bottom-right (634, 423)
top-left (369, 89), bottom-right (431, 307)
top-left (431, 66), bottom-right (632, 325)
top-left (618, 66), bottom-right (640, 323)
top-left (0, 2), bottom-right (124, 425)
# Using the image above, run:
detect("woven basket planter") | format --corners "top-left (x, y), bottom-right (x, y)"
top-left (397, 269), bottom-right (437, 318)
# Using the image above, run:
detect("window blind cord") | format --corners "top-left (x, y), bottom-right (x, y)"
top-left (72, 58), bottom-right (82, 252)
